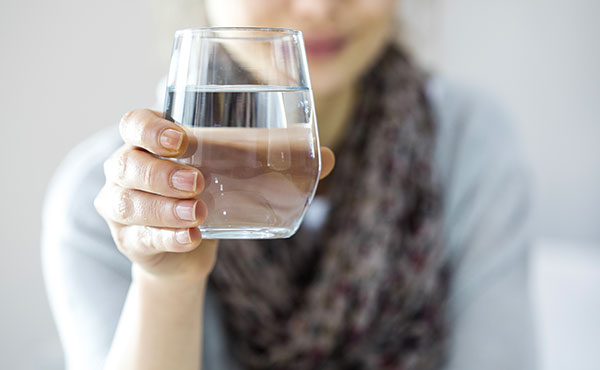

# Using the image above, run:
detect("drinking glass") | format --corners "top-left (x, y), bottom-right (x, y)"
top-left (163, 27), bottom-right (321, 239)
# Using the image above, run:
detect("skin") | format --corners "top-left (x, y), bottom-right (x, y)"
top-left (97, 1), bottom-right (396, 369)
top-left (205, 0), bottom-right (396, 149)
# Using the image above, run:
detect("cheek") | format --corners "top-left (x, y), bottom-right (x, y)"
top-left (343, 2), bottom-right (396, 64)
top-left (354, 0), bottom-right (396, 33)
top-left (355, 14), bottom-right (394, 49)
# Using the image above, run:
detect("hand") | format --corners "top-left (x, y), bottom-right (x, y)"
top-left (94, 109), bottom-right (335, 284)
top-left (94, 109), bottom-right (213, 283)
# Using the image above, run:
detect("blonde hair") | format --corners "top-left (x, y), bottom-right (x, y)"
top-left (150, 0), bottom-right (441, 69)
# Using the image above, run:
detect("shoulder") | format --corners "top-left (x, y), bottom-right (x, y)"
top-left (425, 79), bottom-right (537, 368)
top-left (41, 126), bottom-right (133, 367)
top-left (42, 125), bottom-right (128, 271)
top-left (44, 124), bottom-right (121, 224)
top-left (55, 124), bottom-right (122, 176)
top-left (426, 75), bottom-right (529, 187)
top-left (425, 76), bottom-right (533, 265)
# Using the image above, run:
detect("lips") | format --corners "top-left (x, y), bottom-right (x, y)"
top-left (304, 35), bottom-right (347, 59)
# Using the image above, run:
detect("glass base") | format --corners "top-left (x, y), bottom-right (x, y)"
top-left (199, 226), bottom-right (295, 239)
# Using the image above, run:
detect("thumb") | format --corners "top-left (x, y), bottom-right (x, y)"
top-left (319, 146), bottom-right (335, 179)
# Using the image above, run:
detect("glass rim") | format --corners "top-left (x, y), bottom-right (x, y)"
top-left (174, 26), bottom-right (303, 40)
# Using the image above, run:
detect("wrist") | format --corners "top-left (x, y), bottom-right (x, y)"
top-left (132, 263), bottom-right (208, 295)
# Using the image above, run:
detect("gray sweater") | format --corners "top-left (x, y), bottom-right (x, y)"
top-left (42, 76), bottom-right (537, 370)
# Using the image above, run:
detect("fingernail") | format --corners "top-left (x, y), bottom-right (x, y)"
top-left (175, 200), bottom-right (197, 221)
top-left (160, 129), bottom-right (183, 151)
top-left (175, 230), bottom-right (192, 244)
top-left (172, 170), bottom-right (197, 192)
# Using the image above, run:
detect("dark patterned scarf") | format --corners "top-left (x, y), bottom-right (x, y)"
top-left (210, 44), bottom-right (449, 370)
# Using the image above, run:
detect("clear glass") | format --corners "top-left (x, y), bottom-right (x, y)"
top-left (163, 27), bottom-right (321, 239)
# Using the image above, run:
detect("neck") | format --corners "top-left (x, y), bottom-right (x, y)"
top-left (314, 84), bottom-right (356, 150)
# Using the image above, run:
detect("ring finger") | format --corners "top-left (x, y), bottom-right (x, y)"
top-left (95, 183), bottom-right (207, 228)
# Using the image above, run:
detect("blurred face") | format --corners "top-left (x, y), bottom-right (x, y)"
top-left (204, 0), bottom-right (396, 98)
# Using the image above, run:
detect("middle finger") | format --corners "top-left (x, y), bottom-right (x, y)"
top-left (104, 146), bottom-right (204, 199)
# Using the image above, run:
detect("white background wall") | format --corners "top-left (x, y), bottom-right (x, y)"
top-left (0, 1), bottom-right (162, 368)
top-left (0, 0), bottom-right (598, 369)
top-left (436, 0), bottom-right (600, 244)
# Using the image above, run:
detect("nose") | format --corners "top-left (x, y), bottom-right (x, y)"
top-left (290, 0), bottom-right (343, 22)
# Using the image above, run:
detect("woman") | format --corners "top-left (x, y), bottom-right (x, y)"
top-left (42, 0), bottom-right (537, 369)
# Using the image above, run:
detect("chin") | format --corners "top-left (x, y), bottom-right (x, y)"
top-left (308, 64), bottom-right (348, 98)
top-left (311, 76), bottom-right (344, 99)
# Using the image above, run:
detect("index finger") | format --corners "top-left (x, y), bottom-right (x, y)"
top-left (119, 109), bottom-right (188, 157)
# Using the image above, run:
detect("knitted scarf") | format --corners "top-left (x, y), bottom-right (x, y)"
top-left (210, 44), bottom-right (449, 370)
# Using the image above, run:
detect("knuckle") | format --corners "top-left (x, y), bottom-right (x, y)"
top-left (141, 119), bottom-right (161, 149)
top-left (115, 150), bottom-right (130, 183)
top-left (150, 196), bottom-right (168, 224)
top-left (104, 148), bottom-right (131, 183)
top-left (120, 109), bottom-right (164, 151)
top-left (143, 160), bottom-right (157, 188)
top-left (119, 110), bottom-right (136, 130)
top-left (119, 109), bottom-right (151, 146)
top-left (158, 228), bottom-right (177, 252)
top-left (114, 187), bottom-right (135, 222)
top-left (138, 225), bottom-right (155, 251)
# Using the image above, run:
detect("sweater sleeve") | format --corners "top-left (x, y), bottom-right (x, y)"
top-left (429, 78), bottom-right (537, 370)
top-left (41, 126), bottom-right (131, 370)
top-left (41, 125), bottom-right (237, 370)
